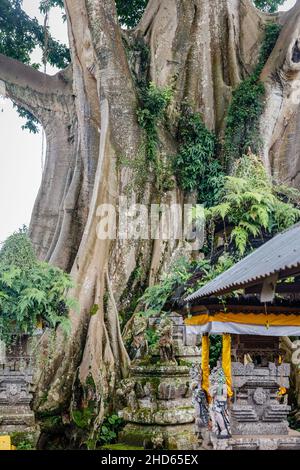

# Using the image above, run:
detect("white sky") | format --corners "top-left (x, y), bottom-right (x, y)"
top-left (0, 0), bottom-right (297, 243)
top-left (0, 0), bottom-right (68, 243)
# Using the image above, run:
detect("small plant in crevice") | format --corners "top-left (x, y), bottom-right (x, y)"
top-left (172, 103), bottom-right (225, 207)
top-left (145, 324), bottom-right (160, 348)
top-left (11, 432), bottom-right (35, 450)
top-left (72, 406), bottom-right (96, 431)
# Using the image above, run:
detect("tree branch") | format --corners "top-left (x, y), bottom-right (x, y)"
top-left (0, 53), bottom-right (72, 115)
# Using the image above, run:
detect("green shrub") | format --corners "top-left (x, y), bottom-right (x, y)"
top-left (137, 82), bottom-right (173, 162)
top-left (173, 105), bottom-right (224, 206)
top-left (224, 76), bottom-right (265, 163)
top-left (98, 414), bottom-right (124, 446)
top-left (205, 154), bottom-right (300, 255)
top-left (256, 23), bottom-right (282, 73)
top-left (0, 226), bottom-right (36, 269)
top-left (72, 407), bottom-right (95, 430)
top-left (224, 23), bottom-right (281, 165)
top-left (10, 431), bottom-right (36, 450)
top-left (0, 228), bottom-right (77, 343)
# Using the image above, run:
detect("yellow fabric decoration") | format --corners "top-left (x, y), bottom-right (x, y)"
top-left (278, 387), bottom-right (287, 396)
top-left (222, 334), bottom-right (233, 398)
top-left (0, 436), bottom-right (15, 450)
top-left (202, 334), bottom-right (210, 401)
top-left (185, 312), bottom-right (300, 327)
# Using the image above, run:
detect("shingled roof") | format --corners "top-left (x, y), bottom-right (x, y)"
top-left (185, 223), bottom-right (300, 303)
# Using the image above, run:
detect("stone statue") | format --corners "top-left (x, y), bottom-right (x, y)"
top-left (189, 364), bottom-right (209, 435)
top-left (157, 317), bottom-right (175, 363)
top-left (209, 365), bottom-right (231, 439)
top-left (128, 315), bottom-right (148, 361)
top-left (116, 379), bottom-right (138, 411)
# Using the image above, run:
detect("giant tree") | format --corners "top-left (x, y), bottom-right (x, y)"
top-left (1, 0), bottom-right (300, 439)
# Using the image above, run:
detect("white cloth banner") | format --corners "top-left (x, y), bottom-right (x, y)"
top-left (186, 322), bottom-right (300, 337)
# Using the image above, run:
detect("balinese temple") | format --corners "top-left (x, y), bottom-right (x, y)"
top-left (184, 223), bottom-right (300, 450)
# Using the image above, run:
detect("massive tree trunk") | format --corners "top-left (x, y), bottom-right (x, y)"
top-left (1, 0), bottom-right (300, 432)
top-left (261, 2), bottom-right (300, 186)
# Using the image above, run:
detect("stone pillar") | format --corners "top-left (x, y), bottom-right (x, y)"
top-left (116, 313), bottom-right (201, 450)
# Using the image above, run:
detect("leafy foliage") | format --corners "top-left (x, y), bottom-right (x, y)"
top-left (121, 82), bottom-right (174, 196)
top-left (257, 23), bottom-right (282, 72)
top-left (224, 22), bottom-right (281, 164)
top-left (0, 228), bottom-right (76, 343)
top-left (205, 154), bottom-right (300, 255)
top-left (0, 225), bottom-right (36, 269)
top-left (136, 254), bottom-right (235, 325)
top-left (209, 336), bottom-right (223, 369)
top-left (173, 104), bottom-right (224, 206)
top-left (137, 82), bottom-right (173, 161)
top-left (72, 407), bottom-right (95, 430)
top-left (114, 1), bottom-right (287, 28)
top-left (0, 0), bottom-right (70, 132)
top-left (224, 77), bottom-right (265, 163)
top-left (191, 254), bottom-right (236, 292)
top-left (11, 432), bottom-right (35, 450)
top-left (253, 0), bottom-right (285, 12)
top-left (115, 0), bottom-right (148, 28)
top-left (98, 414), bottom-right (124, 446)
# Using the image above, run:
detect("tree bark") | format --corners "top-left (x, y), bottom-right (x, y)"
top-left (261, 0), bottom-right (300, 187)
top-left (1, 0), bottom-right (300, 432)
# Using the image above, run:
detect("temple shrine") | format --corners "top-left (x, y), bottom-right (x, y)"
top-left (184, 223), bottom-right (300, 450)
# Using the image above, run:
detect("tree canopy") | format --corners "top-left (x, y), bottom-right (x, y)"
top-left (0, 0), bottom-right (70, 132)
top-left (115, 0), bottom-right (148, 28)
top-left (0, 0), bottom-right (69, 67)
top-left (253, 0), bottom-right (286, 12)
